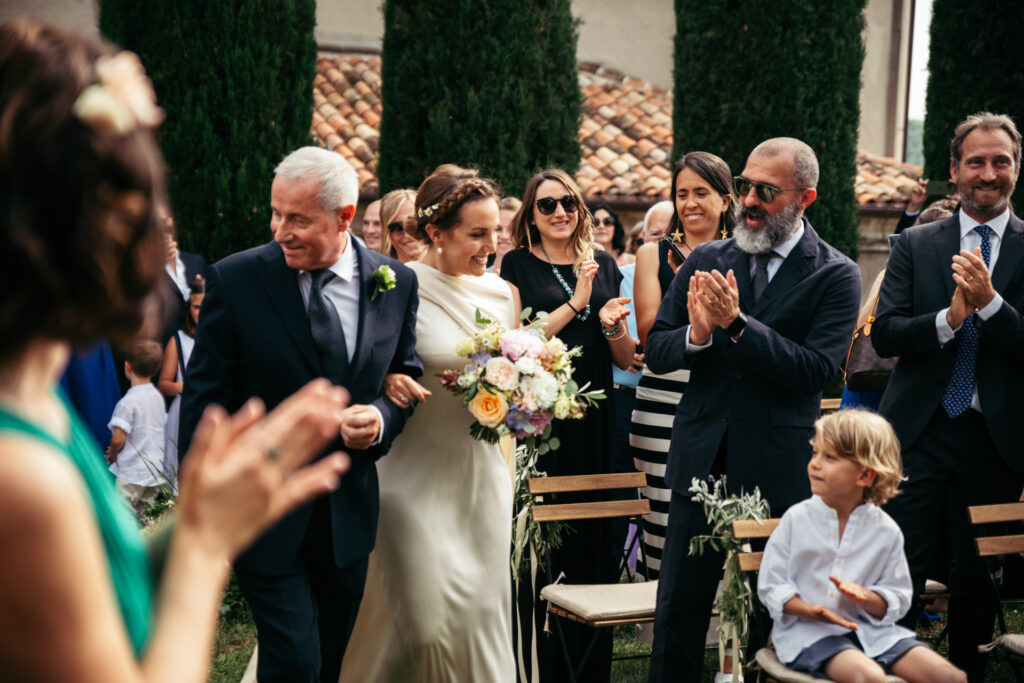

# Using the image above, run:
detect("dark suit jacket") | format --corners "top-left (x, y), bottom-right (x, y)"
top-left (157, 250), bottom-right (208, 345)
top-left (872, 212), bottom-right (1024, 471)
top-left (178, 238), bottom-right (422, 572)
top-left (646, 220), bottom-right (861, 509)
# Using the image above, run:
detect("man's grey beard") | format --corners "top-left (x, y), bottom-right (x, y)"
top-left (732, 200), bottom-right (802, 254)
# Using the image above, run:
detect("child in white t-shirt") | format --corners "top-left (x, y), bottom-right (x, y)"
top-left (106, 341), bottom-right (168, 512)
top-left (757, 409), bottom-right (965, 683)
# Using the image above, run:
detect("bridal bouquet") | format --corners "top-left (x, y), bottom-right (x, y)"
top-left (437, 308), bottom-right (604, 450)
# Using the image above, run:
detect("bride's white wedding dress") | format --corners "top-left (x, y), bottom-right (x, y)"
top-left (339, 262), bottom-right (515, 682)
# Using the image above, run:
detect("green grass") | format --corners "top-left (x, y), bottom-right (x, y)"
top-left (206, 603), bottom-right (1024, 682)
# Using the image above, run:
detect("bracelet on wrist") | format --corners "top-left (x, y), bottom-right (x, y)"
top-left (602, 323), bottom-right (622, 338)
top-left (566, 300), bottom-right (581, 315)
top-left (607, 328), bottom-right (627, 342)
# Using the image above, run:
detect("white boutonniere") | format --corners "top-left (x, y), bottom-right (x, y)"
top-left (371, 265), bottom-right (397, 300)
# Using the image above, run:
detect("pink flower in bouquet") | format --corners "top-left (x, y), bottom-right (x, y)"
top-left (518, 390), bottom-right (539, 414)
top-left (468, 389), bottom-right (509, 427)
top-left (484, 356), bottom-right (519, 391)
top-left (528, 411), bottom-right (553, 433)
top-left (499, 328), bottom-right (544, 362)
top-left (436, 369), bottom-right (461, 390)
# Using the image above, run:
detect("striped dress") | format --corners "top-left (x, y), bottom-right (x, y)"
top-left (629, 239), bottom-right (686, 580)
top-left (630, 367), bottom-right (688, 579)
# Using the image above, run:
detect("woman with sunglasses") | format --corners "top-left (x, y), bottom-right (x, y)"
top-left (380, 188), bottom-right (426, 263)
top-left (629, 152), bottom-right (735, 583)
top-left (0, 18), bottom-right (350, 681)
top-left (589, 201), bottom-right (634, 266)
top-left (502, 169), bottom-right (633, 683)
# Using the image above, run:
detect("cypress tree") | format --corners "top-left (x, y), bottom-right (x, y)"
top-left (378, 0), bottom-right (582, 197)
top-left (99, 0), bottom-right (316, 261)
top-left (671, 0), bottom-right (865, 258)
top-left (923, 0), bottom-right (1024, 210)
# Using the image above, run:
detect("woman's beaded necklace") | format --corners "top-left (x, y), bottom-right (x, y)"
top-left (539, 242), bottom-right (590, 322)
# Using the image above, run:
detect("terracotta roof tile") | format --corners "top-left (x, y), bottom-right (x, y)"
top-left (311, 53), bottom-right (921, 206)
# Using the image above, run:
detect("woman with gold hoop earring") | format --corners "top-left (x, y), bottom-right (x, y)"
top-left (629, 152), bottom-right (736, 583)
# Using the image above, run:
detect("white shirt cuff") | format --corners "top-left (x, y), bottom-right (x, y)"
top-left (977, 292), bottom-right (1003, 320)
top-left (684, 324), bottom-right (713, 352)
top-left (369, 405), bottom-right (385, 447)
top-left (108, 416), bottom-right (131, 434)
top-left (935, 308), bottom-right (957, 346)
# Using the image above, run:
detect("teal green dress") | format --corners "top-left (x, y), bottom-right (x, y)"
top-left (0, 395), bottom-right (153, 655)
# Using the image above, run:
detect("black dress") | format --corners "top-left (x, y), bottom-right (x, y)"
top-left (501, 247), bottom-right (622, 683)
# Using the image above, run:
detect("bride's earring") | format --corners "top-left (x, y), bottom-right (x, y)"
top-left (437, 245), bottom-right (443, 255)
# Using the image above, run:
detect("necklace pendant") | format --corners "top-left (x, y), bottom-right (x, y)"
top-left (671, 229), bottom-right (685, 243)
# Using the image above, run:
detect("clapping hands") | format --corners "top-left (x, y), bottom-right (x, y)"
top-left (687, 269), bottom-right (741, 345)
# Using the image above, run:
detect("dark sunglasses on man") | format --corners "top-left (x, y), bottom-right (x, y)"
top-left (535, 195), bottom-right (578, 216)
top-left (733, 176), bottom-right (810, 204)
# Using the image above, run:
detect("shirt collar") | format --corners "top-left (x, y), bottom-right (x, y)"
top-left (959, 207), bottom-right (1010, 240)
top-left (771, 221), bottom-right (805, 260)
top-left (302, 234), bottom-right (356, 283)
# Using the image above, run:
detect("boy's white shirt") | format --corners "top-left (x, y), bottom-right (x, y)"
top-left (757, 495), bottom-right (916, 663)
top-left (108, 383), bottom-right (168, 487)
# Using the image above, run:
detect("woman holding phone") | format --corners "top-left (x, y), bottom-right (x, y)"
top-left (629, 152), bottom-right (735, 580)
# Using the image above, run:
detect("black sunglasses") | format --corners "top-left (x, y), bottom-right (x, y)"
top-left (733, 176), bottom-right (810, 204)
top-left (595, 217), bottom-right (616, 227)
top-left (535, 195), bottom-right (578, 216)
top-left (387, 221), bottom-right (404, 233)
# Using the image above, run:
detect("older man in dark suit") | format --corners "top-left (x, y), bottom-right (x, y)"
top-left (873, 112), bottom-right (1024, 682)
top-left (645, 138), bottom-right (861, 682)
top-left (179, 147), bottom-right (422, 683)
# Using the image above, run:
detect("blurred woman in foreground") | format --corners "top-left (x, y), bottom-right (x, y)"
top-left (0, 18), bottom-right (349, 681)
top-left (380, 188), bottom-right (426, 263)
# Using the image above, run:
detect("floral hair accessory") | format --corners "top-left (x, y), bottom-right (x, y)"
top-left (371, 264), bottom-right (397, 300)
top-left (416, 204), bottom-right (440, 219)
top-left (72, 51), bottom-right (164, 135)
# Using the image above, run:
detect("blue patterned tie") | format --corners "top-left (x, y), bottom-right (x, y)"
top-left (308, 269), bottom-right (349, 379)
top-left (752, 253), bottom-right (771, 301)
top-left (941, 225), bottom-right (991, 417)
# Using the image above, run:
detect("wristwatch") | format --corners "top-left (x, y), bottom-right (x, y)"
top-left (725, 312), bottom-right (747, 339)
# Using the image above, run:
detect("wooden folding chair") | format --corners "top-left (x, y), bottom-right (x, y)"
top-left (732, 519), bottom-right (908, 683)
top-left (968, 501), bottom-right (1024, 682)
top-left (529, 471), bottom-right (652, 682)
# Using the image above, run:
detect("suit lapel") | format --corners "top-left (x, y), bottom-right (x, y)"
top-left (726, 244), bottom-right (755, 314)
top-left (930, 215), bottom-right (961, 301)
top-left (257, 243), bottom-right (323, 376)
top-left (350, 238), bottom-right (380, 374)
top-left (992, 214), bottom-right (1024, 294)
top-left (751, 221), bottom-right (815, 317)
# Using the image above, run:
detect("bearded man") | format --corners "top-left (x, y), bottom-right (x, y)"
top-left (872, 112), bottom-right (1024, 682)
top-left (645, 138), bottom-right (861, 682)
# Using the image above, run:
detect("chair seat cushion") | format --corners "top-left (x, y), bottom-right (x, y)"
top-left (539, 579), bottom-right (657, 621)
top-left (754, 647), bottom-right (907, 683)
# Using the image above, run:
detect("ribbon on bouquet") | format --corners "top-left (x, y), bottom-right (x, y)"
top-left (514, 526), bottom-right (540, 683)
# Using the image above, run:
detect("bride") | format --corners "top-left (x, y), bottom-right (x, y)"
top-left (339, 165), bottom-right (516, 682)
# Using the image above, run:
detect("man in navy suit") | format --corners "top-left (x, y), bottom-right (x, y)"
top-left (179, 147), bottom-right (422, 683)
top-left (645, 138), bottom-right (861, 682)
top-left (873, 112), bottom-right (1024, 681)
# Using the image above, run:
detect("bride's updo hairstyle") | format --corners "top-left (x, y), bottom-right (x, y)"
top-left (0, 18), bottom-right (166, 362)
top-left (405, 164), bottom-right (499, 244)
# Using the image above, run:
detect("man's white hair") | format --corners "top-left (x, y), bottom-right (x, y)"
top-left (274, 147), bottom-right (358, 213)
top-left (643, 200), bottom-right (674, 237)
